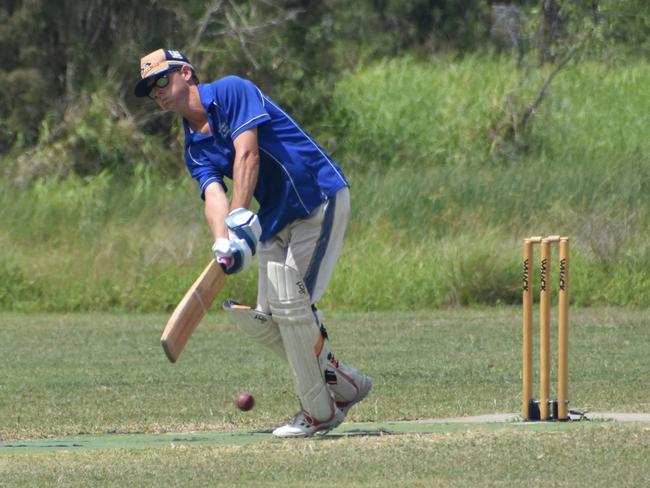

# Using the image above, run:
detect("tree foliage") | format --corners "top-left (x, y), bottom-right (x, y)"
top-left (1, 0), bottom-right (649, 183)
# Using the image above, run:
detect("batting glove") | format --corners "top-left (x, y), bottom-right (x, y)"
top-left (212, 209), bottom-right (261, 275)
top-left (225, 208), bottom-right (261, 255)
top-left (212, 237), bottom-right (251, 275)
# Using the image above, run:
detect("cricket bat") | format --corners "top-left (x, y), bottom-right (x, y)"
top-left (161, 259), bottom-right (226, 363)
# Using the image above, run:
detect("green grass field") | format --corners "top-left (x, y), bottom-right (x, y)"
top-left (1, 308), bottom-right (649, 486)
top-left (2, 57), bottom-right (649, 313)
top-left (1, 54), bottom-right (649, 486)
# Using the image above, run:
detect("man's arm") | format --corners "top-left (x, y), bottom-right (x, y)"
top-left (204, 181), bottom-right (230, 240)
top-left (205, 127), bottom-right (262, 275)
top-left (230, 127), bottom-right (260, 211)
top-left (203, 127), bottom-right (260, 237)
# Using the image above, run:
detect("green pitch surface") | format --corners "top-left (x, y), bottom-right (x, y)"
top-left (1, 418), bottom-right (636, 454)
top-left (1, 309), bottom-right (649, 486)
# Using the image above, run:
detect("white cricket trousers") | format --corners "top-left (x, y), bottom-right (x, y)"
top-left (256, 188), bottom-right (350, 313)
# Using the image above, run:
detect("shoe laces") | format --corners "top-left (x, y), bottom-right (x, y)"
top-left (288, 410), bottom-right (314, 428)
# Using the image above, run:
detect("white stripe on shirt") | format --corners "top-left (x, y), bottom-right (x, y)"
top-left (263, 97), bottom-right (347, 184)
top-left (200, 177), bottom-right (222, 193)
top-left (232, 113), bottom-right (269, 138)
top-left (187, 143), bottom-right (206, 166)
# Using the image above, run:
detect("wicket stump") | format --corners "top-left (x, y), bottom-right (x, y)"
top-left (521, 235), bottom-right (570, 421)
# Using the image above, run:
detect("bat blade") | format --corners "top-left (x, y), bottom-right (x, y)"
top-left (161, 259), bottom-right (226, 363)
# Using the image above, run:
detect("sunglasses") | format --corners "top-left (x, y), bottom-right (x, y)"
top-left (147, 68), bottom-right (180, 98)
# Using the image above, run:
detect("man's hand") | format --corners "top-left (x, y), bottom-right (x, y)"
top-left (212, 208), bottom-right (261, 275)
top-left (226, 208), bottom-right (261, 255)
top-left (212, 237), bottom-right (250, 274)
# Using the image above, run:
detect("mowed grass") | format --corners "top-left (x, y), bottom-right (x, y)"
top-left (2, 425), bottom-right (650, 487)
top-left (1, 308), bottom-right (649, 486)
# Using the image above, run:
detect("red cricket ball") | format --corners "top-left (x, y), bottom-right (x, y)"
top-left (234, 392), bottom-right (255, 411)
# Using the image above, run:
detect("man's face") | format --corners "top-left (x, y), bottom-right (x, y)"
top-left (150, 66), bottom-right (191, 112)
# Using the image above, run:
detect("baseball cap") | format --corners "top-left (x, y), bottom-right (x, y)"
top-left (134, 48), bottom-right (196, 97)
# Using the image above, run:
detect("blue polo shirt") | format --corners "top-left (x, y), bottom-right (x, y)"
top-left (183, 76), bottom-right (349, 242)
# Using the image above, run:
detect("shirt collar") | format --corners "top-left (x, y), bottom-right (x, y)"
top-left (182, 83), bottom-right (216, 143)
top-left (197, 83), bottom-right (215, 111)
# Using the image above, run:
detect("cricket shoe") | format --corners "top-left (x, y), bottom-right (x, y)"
top-left (272, 407), bottom-right (345, 438)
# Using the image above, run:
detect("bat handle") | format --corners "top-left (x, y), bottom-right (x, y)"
top-left (217, 256), bottom-right (233, 269)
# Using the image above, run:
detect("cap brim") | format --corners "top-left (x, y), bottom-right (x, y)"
top-left (134, 62), bottom-right (193, 98)
top-left (134, 76), bottom-right (155, 97)
top-left (134, 66), bottom-right (176, 97)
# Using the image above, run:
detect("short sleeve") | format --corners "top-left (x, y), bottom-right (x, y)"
top-left (214, 76), bottom-right (272, 140)
top-left (185, 138), bottom-right (228, 199)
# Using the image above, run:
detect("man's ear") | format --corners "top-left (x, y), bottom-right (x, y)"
top-left (181, 65), bottom-right (194, 81)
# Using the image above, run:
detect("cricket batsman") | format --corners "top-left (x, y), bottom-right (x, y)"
top-left (134, 49), bottom-right (372, 437)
